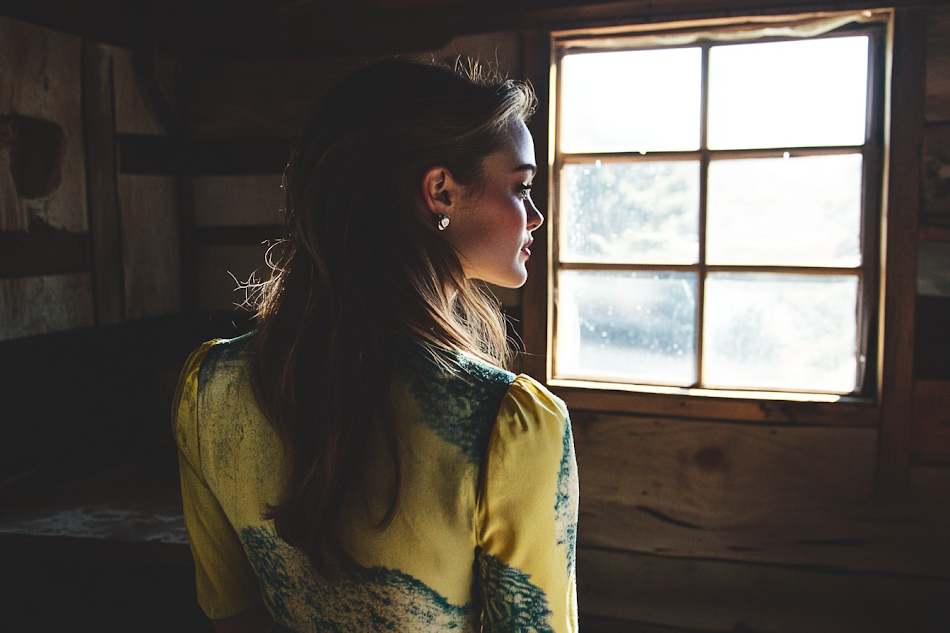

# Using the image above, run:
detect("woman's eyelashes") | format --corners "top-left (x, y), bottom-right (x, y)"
top-left (518, 184), bottom-right (533, 200)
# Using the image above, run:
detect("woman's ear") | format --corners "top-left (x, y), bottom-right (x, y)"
top-left (422, 166), bottom-right (457, 217)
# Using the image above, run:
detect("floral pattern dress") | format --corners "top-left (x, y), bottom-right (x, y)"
top-left (174, 334), bottom-right (578, 632)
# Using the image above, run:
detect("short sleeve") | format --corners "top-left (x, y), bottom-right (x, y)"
top-left (475, 374), bottom-right (579, 633)
top-left (173, 341), bottom-right (264, 619)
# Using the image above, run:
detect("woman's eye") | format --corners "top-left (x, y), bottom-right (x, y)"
top-left (519, 185), bottom-right (532, 200)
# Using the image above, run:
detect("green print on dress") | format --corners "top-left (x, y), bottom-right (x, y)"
top-left (478, 553), bottom-right (554, 633)
top-left (401, 344), bottom-right (515, 466)
top-left (554, 417), bottom-right (579, 577)
top-left (240, 526), bottom-right (476, 633)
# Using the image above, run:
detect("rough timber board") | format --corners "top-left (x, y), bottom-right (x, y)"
top-left (925, 7), bottom-right (950, 123)
top-left (117, 175), bottom-right (181, 319)
top-left (192, 175), bottom-right (283, 227)
top-left (183, 32), bottom-right (520, 139)
top-left (0, 16), bottom-right (86, 232)
top-left (576, 546), bottom-right (950, 633)
top-left (110, 47), bottom-right (167, 136)
top-left (0, 273), bottom-right (94, 341)
top-left (573, 412), bottom-right (950, 577)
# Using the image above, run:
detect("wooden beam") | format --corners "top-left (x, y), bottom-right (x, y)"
top-left (1, 0), bottom-right (942, 60)
top-left (193, 225), bottom-right (284, 246)
top-left (571, 411), bottom-right (950, 578)
top-left (520, 30), bottom-right (553, 381)
top-left (117, 134), bottom-right (292, 175)
top-left (576, 546), bottom-right (950, 633)
top-left (877, 8), bottom-right (927, 499)
top-left (555, 385), bottom-right (877, 426)
top-left (82, 41), bottom-right (124, 325)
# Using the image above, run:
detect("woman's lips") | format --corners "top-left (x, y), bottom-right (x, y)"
top-left (521, 239), bottom-right (533, 257)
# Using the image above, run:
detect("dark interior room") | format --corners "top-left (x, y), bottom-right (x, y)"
top-left (0, 1), bottom-right (948, 631)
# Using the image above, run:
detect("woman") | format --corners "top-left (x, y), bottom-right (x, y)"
top-left (173, 59), bottom-right (578, 633)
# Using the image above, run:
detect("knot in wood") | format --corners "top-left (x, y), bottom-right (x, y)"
top-left (693, 446), bottom-right (724, 471)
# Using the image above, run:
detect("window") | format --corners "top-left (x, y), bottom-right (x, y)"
top-left (547, 14), bottom-right (886, 401)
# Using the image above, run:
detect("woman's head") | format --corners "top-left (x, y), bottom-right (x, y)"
top-left (422, 117), bottom-right (543, 288)
top-left (288, 61), bottom-right (535, 286)
top-left (251, 60), bottom-right (537, 577)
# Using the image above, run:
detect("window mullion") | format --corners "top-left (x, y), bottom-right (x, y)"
top-left (696, 43), bottom-right (710, 389)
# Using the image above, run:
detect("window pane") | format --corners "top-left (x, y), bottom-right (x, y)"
top-left (708, 36), bottom-right (869, 149)
top-left (706, 154), bottom-right (863, 267)
top-left (561, 48), bottom-right (701, 153)
top-left (703, 273), bottom-right (859, 393)
top-left (556, 271), bottom-right (696, 385)
top-left (561, 161), bottom-right (700, 264)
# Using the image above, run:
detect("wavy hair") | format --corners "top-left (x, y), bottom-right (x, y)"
top-left (248, 59), bottom-right (536, 577)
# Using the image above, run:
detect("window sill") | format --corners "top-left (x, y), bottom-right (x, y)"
top-left (548, 378), bottom-right (878, 426)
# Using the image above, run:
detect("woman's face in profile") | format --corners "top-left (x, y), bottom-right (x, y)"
top-left (444, 120), bottom-right (544, 288)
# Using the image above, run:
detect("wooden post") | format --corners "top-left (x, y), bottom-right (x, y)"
top-left (877, 8), bottom-right (927, 499)
top-left (521, 30), bottom-right (553, 383)
top-left (82, 40), bottom-right (124, 325)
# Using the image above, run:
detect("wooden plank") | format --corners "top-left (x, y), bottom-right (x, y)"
top-left (192, 174), bottom-right (283, 226)
top-left (1, 0), bottom-right (943, 61)
top-left (922, 123), bottom-right (950, 227)
top-left (194, 225), bottom-right (283, 246)
top-left (117, 175), bottom-right (180, 319)
top-left (117, 135), bottom-right (294, 175)
top-left (925, 7), bottom-right (950, 122)
top-left (877, 9), bottom-right (928, 498)
top-left (110, 46), bottom-right (166, 136)
top-left (0, 273), bottom-right (94, 341)
top-left (572, 411), bottom-right (950, 577)
top-left (520, 30), bottom-right (553, 381)
top-left (919, 225), bottom-right (950, 242)
top-left (912, 380), bottom-right (950, 461)
top-left (82, 40), bottom-right (123, 325)
top-left (576, 546), bottom-right (950, 633)
top-left (182, 55), bottom-right (375, 139)
top-left (914, 296), bottom-right (950, 380)
top-left (556, 385), bottom-right (877, 426)
top-left (0, 218), bottom-right (89, 278)
top-left (0, 16), bottom-right (86, 233)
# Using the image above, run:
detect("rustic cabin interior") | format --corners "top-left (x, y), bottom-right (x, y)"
top-left (1, 0), bottom-right (948, 631)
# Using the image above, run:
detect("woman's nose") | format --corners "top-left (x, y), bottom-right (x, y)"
top-left (527, 198), bottom-right (544, 231)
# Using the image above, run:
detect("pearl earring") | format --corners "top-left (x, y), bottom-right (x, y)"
top-left (437, 214), bottom-right (450, 231)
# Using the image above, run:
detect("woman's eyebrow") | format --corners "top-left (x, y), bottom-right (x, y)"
top-left (514, 163), bottom-right (537, 174)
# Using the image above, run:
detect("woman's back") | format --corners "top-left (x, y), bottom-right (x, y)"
top-left (175, 333), bottom-right (578, 632)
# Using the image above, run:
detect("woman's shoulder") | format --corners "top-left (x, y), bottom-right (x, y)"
top-left (493, 374), bottom-right (570, 447)
top-left (397, 342), bottom-right (516, 466)
top-left (197, 332), bottom-right (255, 383)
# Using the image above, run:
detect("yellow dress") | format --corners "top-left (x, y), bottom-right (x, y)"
top-left (174, 334), bottom-right (578, 632)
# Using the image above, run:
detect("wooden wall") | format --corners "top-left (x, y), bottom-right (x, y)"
top-left (178, 31), bottom-right (522, 314)
top-left (2, 5), bottom-right (948, 632)
top-left (173, 13), bottom-right (950, 631)
top-left (0, 16), bottom-right (181, 339)
top-left (561, 8), bottom-right (950, 632)
top-left (0, 17), bottom-right (93, 340)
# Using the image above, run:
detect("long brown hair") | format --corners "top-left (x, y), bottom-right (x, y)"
top-left (248, 60), bottom-right (536, 577)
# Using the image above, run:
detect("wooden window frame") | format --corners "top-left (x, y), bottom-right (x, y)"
top-left (520, 9), bottom-right (924, 440)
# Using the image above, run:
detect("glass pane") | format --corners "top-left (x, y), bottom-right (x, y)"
top-left (561, 161), bottom-right (699, 264)
top-left (561, 48), bottom-right (701, 153)
top-left (556, 271), bottom-right (696, 385)
top-left (708, 36), bottom-right (869, 150)
top-left (706, 154), bottom-right (863, 267)
top-left (703, 273), bottom-right (859, 393)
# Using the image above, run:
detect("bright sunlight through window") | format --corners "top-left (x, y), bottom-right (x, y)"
top-left (553, 30), bottom-right (876, 394)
